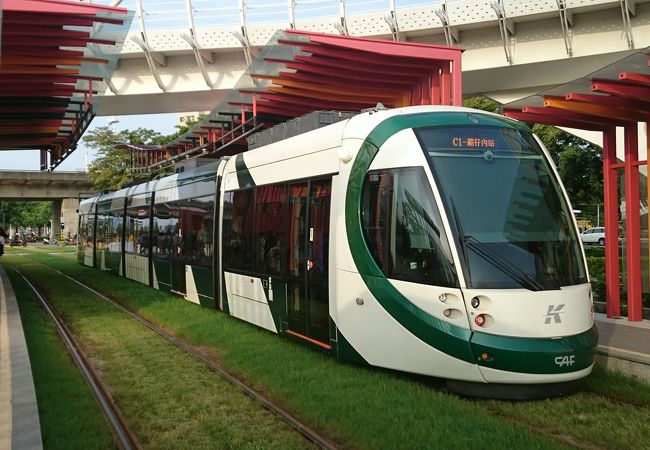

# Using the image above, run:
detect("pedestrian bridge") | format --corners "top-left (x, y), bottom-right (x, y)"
top-left (99, 0), bottom-right (650, 116)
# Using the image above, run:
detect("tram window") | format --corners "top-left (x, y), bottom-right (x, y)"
top-left (125, 207), bottom-right (151, 255)
top-left (107, 212), bottom-right (124, 254)
top-left (152, 203), bottom-right (178, 258)
top-left (361, 167), bottom-right (457, 287)
top-left (254, 184), bottom-right (287, 276)
top-left (79, 213), bottom-right (94, 250)
top-left (153, 196), bottom-right (213, 267)
top-left (223, 189), bottom-right (254, 271)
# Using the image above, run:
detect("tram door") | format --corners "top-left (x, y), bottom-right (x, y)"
top-left (287, 179), bottom-right (331, 345)
top-left (170, 225), bottom-right (186, 295)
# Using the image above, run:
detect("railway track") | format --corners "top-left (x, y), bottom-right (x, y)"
top-left (14, 268), bottom-right (142, 450)
top-left (17, 262), bottom-right (340, 450)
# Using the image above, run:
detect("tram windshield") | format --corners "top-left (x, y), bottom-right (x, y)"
top-left (416, 125), bottom-right (587, 290)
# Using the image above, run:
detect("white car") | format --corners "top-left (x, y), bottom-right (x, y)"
top-left (580, 227), bottom-right (605, 246)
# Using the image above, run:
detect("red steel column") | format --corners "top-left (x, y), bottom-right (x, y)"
top-left (603, 127), bottom-right (621, 317)
top-left (647, 125), bottom-right (650, 320)
top-left (624, 124), bottom-right (642, 321)
top-left (451, 55), bottom-right (462, 106)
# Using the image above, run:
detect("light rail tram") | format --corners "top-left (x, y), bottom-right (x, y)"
top-left (78, 106), bottom-right (598, 398)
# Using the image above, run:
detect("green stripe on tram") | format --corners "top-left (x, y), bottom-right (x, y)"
top-left (235, 154), bottom-right (255, 188)
top-left (344, 111), bottom-right (597, 374)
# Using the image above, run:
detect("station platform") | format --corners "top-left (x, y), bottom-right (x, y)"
top-left (0, 265), bottom-right (42, 450)
top-left (594, 313), bottom-right (650, 383)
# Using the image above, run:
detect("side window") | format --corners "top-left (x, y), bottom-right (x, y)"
top-left (223, 189), bottom-right (254, 271)
top-left (152, 202), bottom-right (179, 258)
top-left (125, 206), bottom-right (151, 255)
top-left (361, 167), bottom-right (457, 287)
top-left (254, 184), bottom-right (286, 275)
top-left (179, 195), bottom-right (214, 267)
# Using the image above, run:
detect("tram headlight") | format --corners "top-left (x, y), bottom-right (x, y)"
top-left (470, 297), bottom-right (480, 308)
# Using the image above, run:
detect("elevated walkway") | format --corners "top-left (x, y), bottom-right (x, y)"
top-left (0, 265), bottom-right (42, 450)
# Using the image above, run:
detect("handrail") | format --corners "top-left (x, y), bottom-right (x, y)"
top-left (140, 116), bottom-right (262, 172)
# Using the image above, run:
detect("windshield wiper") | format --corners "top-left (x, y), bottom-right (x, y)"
top-left (449, 199), bottom-right (471, 286)
top-left (463, 235), bottom-right (545, 291)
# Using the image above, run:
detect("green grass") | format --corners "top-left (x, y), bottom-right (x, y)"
top-left (2, 263), bottom-right (117, 450)
top-left (2, 245), bottom-right (76, 255)
top-left (9, 250), bottom-right (650, 449)
top-left (3, 255), bottom-right (313, 450)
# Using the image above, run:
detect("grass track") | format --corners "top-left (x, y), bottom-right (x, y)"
top-left (5, 251), bottom-right (650, 449)
top-left (3, 256), bottom-right (313, 450)
top-left (4, 265), bottom-right (117, 450)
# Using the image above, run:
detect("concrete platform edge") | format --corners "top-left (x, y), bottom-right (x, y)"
top-left (0, 265), bottom-right (43, 450)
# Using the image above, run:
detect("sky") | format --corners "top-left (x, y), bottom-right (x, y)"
top-left (0, 113), bottom-right (179, 172)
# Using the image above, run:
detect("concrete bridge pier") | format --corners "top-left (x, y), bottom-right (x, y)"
top-left (52, 199), bottom-right (61, 239)
top-left (61, 198), bottom-right (78, 238)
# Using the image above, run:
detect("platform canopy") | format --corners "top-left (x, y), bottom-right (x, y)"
top-left (0, 0), bottom-right (132, 170)
top-left (503, 46), bottom-right (650, 323)
top-left (123, 29), bottom-right (463, 173)
top-left (502, 47), bottom-right (650, 129)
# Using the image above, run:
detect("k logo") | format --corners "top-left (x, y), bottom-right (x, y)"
top-left (544, 304), bottom-right (565, 324)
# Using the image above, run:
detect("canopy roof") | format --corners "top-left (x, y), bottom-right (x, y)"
top-left (503, 47), bottom-right (650, 130)
top-left (124, 29), bottom-right (463, 173)
top-left (0, 0), bottom-right (132, 169)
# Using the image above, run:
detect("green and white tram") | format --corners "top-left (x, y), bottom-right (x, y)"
top-left (79, 106), bottom-right (598, 398)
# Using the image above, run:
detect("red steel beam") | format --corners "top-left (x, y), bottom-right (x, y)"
top-left (618, 72), bottom-right (650, 86)
top-left (565, 93), bottom-right (650, 114)
top-left (544, 97), bottom-right (645, 123)
top-left (522, 106), bottom-right (630, 127)
top-left (502, 110), bottom-right (607, 131)
top-left (286, 29), bottom-right (463, 62)
top-left (292, 55), bottom-right (430, 78)
top-left (592, 79), bottom-right (650, 102)
top-left (280, 41), bottom-right (445, 70)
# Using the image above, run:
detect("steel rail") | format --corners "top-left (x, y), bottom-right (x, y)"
top-left (50, 267), bottom-right (340, 450)
top-left (14, 269), bottom-right (142, 450)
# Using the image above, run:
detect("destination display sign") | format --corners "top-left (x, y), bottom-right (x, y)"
top-left (451, 137), bottom-right (497, 148)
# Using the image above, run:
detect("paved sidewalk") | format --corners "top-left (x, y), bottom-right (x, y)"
top-left (0, 265), bottom-right (42, 450)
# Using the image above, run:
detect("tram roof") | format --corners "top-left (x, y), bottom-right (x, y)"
top-left (503, 46), bottom-right (650, 131)
top-left (0, 0), bottom-right (132, 170)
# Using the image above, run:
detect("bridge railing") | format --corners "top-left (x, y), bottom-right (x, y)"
top-left (98, 0), bottom-right (456, 31)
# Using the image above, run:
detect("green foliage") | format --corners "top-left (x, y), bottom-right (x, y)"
top-left (463, 96), bottom-right (500, 113)
top-left (83, 115), bottom-right (206, 191)
top-left (83, 126), bottom-right (164, 190)
top-left (0, 201), bottom-right (51, 231)
top-left (584, 246), bottom-right (605, 258)
top-left (586, 255), bottom-right (606, 300)
top-left (150, 114), bottom-right (206, 145)
top-left (532, 123), bottom-right (603, 223)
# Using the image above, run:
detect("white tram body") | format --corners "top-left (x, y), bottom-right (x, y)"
top-left (80, 106), bottom-right (597, 397)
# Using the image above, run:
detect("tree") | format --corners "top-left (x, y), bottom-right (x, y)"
top-left (83, 127), bottom-right (164, 190)
top-left (0, 201), bottom-right (51, 232)
top-left (83, 115), bottom-right (207, 191)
